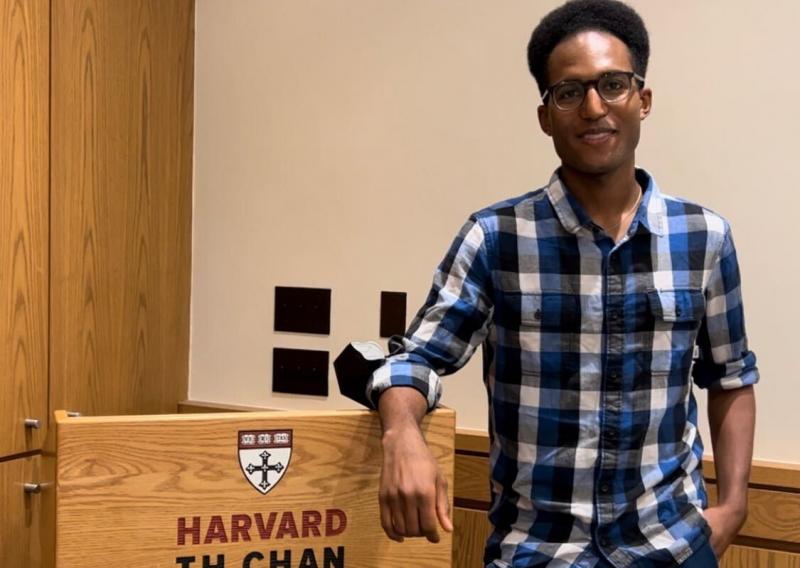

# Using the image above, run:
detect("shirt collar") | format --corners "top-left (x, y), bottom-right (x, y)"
top-left (544, 168), bottom-right (665, 237)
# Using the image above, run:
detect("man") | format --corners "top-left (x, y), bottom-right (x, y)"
top-left (367, 1), bottom-right (758, 566)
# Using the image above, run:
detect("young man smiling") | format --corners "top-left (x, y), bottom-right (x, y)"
top-left (367, 1), bottom-right (758, 566)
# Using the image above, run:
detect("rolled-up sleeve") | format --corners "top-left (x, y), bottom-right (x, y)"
top-left (367, 216), bottom-right (494, 410)
top-left (692, 225), bottom-right (759, 390)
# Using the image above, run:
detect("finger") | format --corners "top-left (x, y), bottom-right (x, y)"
top-left (436, 476), bottom-right (454, 533)
top-left (391, 496), bottom-right (408, 540)
top-left (402, 492), bottom-right (422, 537)
top-left (418, 491), bottom-right (440, 543)
top-left (380, 492), bottom-right (403, 542)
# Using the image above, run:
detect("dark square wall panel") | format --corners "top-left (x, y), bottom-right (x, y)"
top-left (274, 286), bottom-right (331, 335)
top-left (380, 291), bottom-right (407, 338)
top-left (272, 348), bottom-right (329, 397)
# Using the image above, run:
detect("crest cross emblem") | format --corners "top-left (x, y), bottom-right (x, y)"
top-left (246, 450), bottom-right (285, 491)
top-left (238, 430), bottom-right (293, 495)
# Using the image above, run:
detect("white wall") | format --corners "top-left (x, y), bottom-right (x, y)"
top-left (191, 0), bottom-right (800, 463)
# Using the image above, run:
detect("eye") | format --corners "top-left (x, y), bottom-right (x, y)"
top-left (599, 74), bottom-right (630, 96)
top-left (555, 83), bottom-right (582, 101)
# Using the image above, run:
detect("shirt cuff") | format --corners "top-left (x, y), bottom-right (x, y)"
top-left (366, 355), bottom-right (442, 411)
top-left (692, 350), bottom-right (759, 391)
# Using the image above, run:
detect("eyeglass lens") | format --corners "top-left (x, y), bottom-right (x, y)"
top-left (552, 73), bottom-right (632, 110)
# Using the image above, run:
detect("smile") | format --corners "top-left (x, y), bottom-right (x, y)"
top-left (579, 129), bottom-right (617, 144)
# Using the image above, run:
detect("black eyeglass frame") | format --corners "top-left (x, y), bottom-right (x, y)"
top-left (542, 71), bottom-right (646, 111)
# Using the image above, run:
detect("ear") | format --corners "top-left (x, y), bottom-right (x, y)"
top-left (639, 87), bottom-right (653, 120)
top-left (537, 104), bottom-right (552, 137)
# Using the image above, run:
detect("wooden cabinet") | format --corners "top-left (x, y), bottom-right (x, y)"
top-left (0, 455), bottom-right (45, 567)
top-left (50, 0), bottom-right (194, 419)
top-left (1, 2), bottom-right (50, 564)
top-left (453, 507), bottom-right (491, 568)
top-left (0, 0), bottom-right (49, 459)
top-left (1, 0), bottom-right (194, 565)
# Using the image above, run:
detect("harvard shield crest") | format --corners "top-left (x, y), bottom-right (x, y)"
top-left (238, 429), bottom-right (293, 495)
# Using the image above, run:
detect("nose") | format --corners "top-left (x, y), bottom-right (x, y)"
top-left (580, 85), bottom-right (608, 120)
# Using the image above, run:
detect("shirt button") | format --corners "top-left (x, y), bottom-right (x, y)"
top-left (600, 483), bottom-right (611, 494)
top-left (609, 371), bottom-right (619, 380)
top-left (600, 537), bottom-right (611, 548)
top-left (606, 429), bottom-right (617, 439)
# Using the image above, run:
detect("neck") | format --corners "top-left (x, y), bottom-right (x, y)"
top-left (559, 162), bottom-right (641, 217)
top-left (559, 161), bottom-right (643, 243)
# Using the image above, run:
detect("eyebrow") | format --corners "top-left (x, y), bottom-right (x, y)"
top-left (552, 69), bottom-right (633, 84)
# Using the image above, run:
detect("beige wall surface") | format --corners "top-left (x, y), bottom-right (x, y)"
top-left (191, 1), bottom-right (800, 463)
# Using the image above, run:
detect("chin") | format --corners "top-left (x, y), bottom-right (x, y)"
top-left (563, 149), bottom-right (632, 177)
top-left (564, 160), bottom-right (618, 177)
top-left (556, 146), bottom-right (622, 176)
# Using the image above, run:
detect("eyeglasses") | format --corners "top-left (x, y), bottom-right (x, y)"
top-left (543, 71), bottom-right (645, 111)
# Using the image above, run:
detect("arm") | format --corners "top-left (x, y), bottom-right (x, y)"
top-left (367, 217), bottom-right (494, 542)
top-left (692, 225), bottom-right (759, 557)
top-left (378, 386), bottom-right (452, 543)
top-left (704, 385), bottom-right (755, 556)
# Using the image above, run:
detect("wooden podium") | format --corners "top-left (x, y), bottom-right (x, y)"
top-left (54, 408), bottom-right (455, 567)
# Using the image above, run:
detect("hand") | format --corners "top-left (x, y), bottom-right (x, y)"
top-left (379, 426), bottom-right (453, 543)
top-left (703, 504), bottom-right (747, 559)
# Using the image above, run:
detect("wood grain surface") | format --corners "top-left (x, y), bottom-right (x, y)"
top-left (56, 409), bottom-right (455, 567)
top-left (455, 453), bottom-right (491, 504)
top-left (49, 0), bottom-right (194, 418)
top-left (455, 429), bottom-right (490, 455)
top-left (179, 400), bottom-right (280, 414)
top-left (0, 0), bottom-right (49, 458)
top-left (705, 459), bottom-right (800, 492)
top-left (0, 454), bottom-right (44, 566)
top-left (720, 544), bottom-right (800, 567)
top-left (453, 507), bottom-right (491, 568)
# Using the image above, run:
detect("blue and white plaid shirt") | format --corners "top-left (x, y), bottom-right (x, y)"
top-left (368, 169), bottom-right (758, 567)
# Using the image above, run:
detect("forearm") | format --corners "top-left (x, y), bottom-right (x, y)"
top-left (378, 386), bottom-right (429, 439)
top-left (707, 385), bottom-right (756, 512)
top-left (376, 385), bottom-right (452, 541)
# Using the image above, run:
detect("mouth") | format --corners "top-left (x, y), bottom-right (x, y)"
top-left (578, 128), bottom-right (617, 144)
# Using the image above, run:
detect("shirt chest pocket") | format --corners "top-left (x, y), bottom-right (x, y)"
top-left (639, 288), bottom-right (706, 375)
top-left (497, 291), bottom-right (582, 379)
top-left (646, 289), bottom-right (705, 325)
top-left (501, 291), bottom-right (582, 333)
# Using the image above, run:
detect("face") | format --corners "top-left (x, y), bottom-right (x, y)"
top-left (537, 30), bottom-right (652, 177)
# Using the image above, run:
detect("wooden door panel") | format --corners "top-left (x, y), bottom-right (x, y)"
top-left (454, 507), bottom-right (491, 568)
top-left (50, 0), bottom-right (194, 418)
top-left (0, 455), bottom-right (44, 566)
top-left (0, 0), bottom-right (49, 457)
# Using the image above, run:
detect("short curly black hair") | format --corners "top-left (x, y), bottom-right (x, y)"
top-left (527, 0), bottom-right (649, 97)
